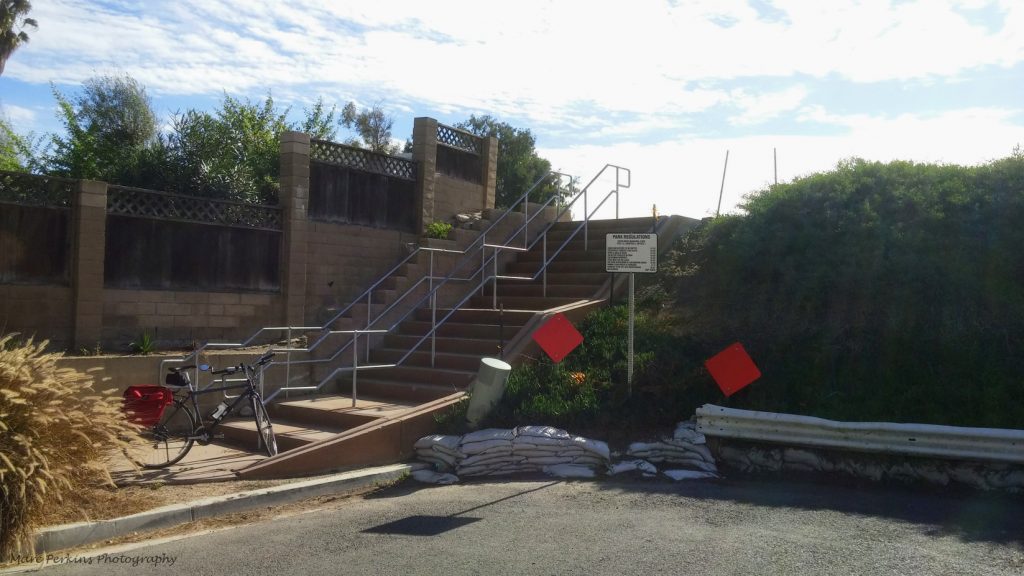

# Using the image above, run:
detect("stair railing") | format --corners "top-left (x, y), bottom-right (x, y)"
top-left (157, 171), bottom-right (569, 391)
top-left (162, 164), bottom-right (630, 410)
top-left (263, 165), bottom-right (632, 405)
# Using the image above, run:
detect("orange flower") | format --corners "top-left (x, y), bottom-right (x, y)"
top-left (569, 372), bottom-right (586, 384)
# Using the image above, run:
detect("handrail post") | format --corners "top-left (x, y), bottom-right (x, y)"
top-left (479, 234), bottom-right (486, 297)
top-left (352, 332), bottom-right (358, 407)
top-left (524, 200), bottom-right (529, 249)
top-left (584, 190), bottom-right (589, 250)
top-left (284, 327), bottom-right (292, 399)
top-left (430, 251), bottom-right (436, 368)
top-left (542, 233), bottom-right (547, 298)
top-left (492, 247), bottom-right (498, 310)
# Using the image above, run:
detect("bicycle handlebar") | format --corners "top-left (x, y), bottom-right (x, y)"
top-left (210, 365), bottom-right (242, 376)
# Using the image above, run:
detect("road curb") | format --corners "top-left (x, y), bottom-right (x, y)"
top-left (34, 463), bottom-right (420, 554)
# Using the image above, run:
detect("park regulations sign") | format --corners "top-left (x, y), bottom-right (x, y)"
top-left (605, 233), bottom-right (657, 273)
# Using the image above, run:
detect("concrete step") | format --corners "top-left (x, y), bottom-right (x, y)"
top-left (335, 376), bottom-right (469, 403)
top-left (337, 365), bottom-right (476, 387)
top-left (219, 417), bottom-right (346, 453)
top-left (270, 393), bottom-right (419, 429)
top-left (548, 217), bottom-right (659, 232)
top-left (486, 283), bottom-right (600, 298)
top-left (507, 260), bottom-right (607, 274)
top-left (469, 295), bottom-right (585, 310)
top-left (412, 307), bottom-right (535, 325)
top-left (370, 348), bottom-right (487, 372)
top-left (383, 334), bottom-right (505, 356)
top-left (511, 271), bottom-right (608, 285)
top-left (518, 249), bottom-right (605, 262)
top-left (399, 320), bottom-right (525, 339)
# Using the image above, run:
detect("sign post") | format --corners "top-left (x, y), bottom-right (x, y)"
top-left (605, 233), bottom-right (657, 396)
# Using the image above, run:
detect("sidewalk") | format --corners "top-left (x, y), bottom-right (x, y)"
top-left (32, 441), bottom-right (423, 555)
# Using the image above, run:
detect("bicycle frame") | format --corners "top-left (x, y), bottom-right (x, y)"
top-left (170, 365), bottom-right (263, 443)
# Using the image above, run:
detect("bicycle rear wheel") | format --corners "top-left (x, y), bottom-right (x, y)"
top-left (126, 399), bottom-right (196, 468)
top-left (251, 396), bottom-right (277, 457)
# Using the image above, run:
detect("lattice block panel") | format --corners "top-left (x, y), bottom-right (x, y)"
top-left (310, 140), bottom-right (416, 180)
top-left (436, 124), bottom-right (482, 155)
top-left (107, 186), bottom-right (282, 230)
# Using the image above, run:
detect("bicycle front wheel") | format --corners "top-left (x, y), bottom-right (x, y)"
top-left (126, 399), bottom-right (196, 469)
top-left (251, 396), bottom-right (278, 457)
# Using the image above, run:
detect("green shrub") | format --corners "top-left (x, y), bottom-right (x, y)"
top-left (0, 334), bottom-right (135, 559)
top-left (425, 221), bottom-right (453, 240)
top-left (659, 154), bottom-right (1024, 427)
top-left (435, 305), bottom-right (703, 434)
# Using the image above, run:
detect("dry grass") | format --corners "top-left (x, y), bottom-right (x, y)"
top-left (0, 333), bottom-right (137, 560)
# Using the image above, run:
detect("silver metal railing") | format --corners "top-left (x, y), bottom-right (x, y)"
top-left (160, 164), bottom-right (632, 409)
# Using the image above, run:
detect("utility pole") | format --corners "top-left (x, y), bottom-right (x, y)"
top-left (716, 150), bottom-right (729, 217)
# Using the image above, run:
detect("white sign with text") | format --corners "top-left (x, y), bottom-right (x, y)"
top-left (605, 233), bottom-right (657, 273)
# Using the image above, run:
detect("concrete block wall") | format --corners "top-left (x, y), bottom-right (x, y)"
top-left (435, 174), bottom-right (487, 223)
top-left (0, 117), bottom-right (505, 355)
top-left (101, 289), bottom-right (282, 351)
top-left (413, 118), bottom-right (498, 233)
top-left (0, 284), bottom-right (73, 347)
top-left (304, 221), bottom-right (417, 325)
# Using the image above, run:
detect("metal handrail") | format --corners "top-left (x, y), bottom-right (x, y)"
top-left (264, 165), bottom-right (631, 402)
top-left (161, 164), bottom-right (631, 409)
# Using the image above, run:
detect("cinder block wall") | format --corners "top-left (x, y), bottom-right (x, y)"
top-left (0, 285), bottom-right (73, 347)
top-left (0, 117), bottom-right (504, 354)
top-left (304, 221), bottom-right (417, 325)
top-left (101, 290), bottom-right (282, 350)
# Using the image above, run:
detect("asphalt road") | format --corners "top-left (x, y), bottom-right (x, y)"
top-left (11, 475), bottom-right (1024, 576)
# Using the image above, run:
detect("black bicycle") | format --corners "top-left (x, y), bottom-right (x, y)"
top-left (127, 351), bottom-right (278, 468)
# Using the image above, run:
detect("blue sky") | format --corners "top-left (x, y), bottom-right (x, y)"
top-left (1, 0), bottom-right (1022, 218)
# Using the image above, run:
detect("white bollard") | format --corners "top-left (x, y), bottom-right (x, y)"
top-left (465, 357), bottom-right (512, 429)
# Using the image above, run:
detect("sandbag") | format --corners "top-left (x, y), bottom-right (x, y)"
top-left (412, 469), bottom-right (460, 484)
top-left (663, 469), bottom-right (717, 481)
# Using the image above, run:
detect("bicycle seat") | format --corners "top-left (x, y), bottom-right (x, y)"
top-left (164, 365), bottom-right (195, 387)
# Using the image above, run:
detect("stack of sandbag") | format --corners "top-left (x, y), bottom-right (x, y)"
top-left (413, 434), bottom-right (465, 472)
top-left (412, 426), bottom-right (612, 482)
top-left (626, 421), bottom-right (719, 479)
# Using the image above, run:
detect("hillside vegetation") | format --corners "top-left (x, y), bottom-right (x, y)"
top-left (660, 153), bottom-right (1024, 427)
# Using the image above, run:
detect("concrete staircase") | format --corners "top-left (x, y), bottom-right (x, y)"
top-left (219, 215), bottom-right (695, 478)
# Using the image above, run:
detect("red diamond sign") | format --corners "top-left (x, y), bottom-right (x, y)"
top-left (532, 313), bottom-right (584, 363)
top-left (705, 342), bottom-right (761, 397)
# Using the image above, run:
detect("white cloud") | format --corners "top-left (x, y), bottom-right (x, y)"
top-left (0, 103), bottom-right (38, 129)
top-left (5, 0), bottom-right (1022, 133)
top-left (729, 86), bottom-right (808, 126)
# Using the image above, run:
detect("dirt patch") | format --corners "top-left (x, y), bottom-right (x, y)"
top-left (38, 477), bottom-right (299, 527)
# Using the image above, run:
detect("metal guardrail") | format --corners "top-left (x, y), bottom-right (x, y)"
top-left (695, 404), bottom-right (1024, 464)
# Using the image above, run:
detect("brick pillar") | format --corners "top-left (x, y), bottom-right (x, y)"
top-left (279, 131), bottom-right (310, 327)
top-left (481, 135), bottom-right (498, 210)
top-left (72, 180), bottom-right (107, 349)
top-left (412, 117), bottom-right (438, 233)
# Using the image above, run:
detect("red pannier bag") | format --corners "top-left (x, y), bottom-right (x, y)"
top-left (123, 385), bottom-right (175, 426)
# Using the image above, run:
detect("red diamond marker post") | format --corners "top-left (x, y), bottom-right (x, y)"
top-left (532, 313), bottom-right (584, 363)
top-left (705, 342), bottom-right (761, 397)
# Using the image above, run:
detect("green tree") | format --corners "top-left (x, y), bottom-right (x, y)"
top-left (455, 115), bottom-right (562, 208)
top-left (0, 0), bottom-right (36, 77)
top-left (46, 75), bottom-right (157, 181)
top-left (0, 117), bottom-right (34, 171)
top-left (340, 101), bottom-right (399, 155)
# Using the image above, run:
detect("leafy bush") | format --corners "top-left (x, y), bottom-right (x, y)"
top-left (438, 306), bottom-right (703, 434)
top-left (659, 154), bottom-right (1024, 427)
top-left (0, 334), bottom-right (134, 559)
top-left (425, 221), bottom-right (453, 240)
